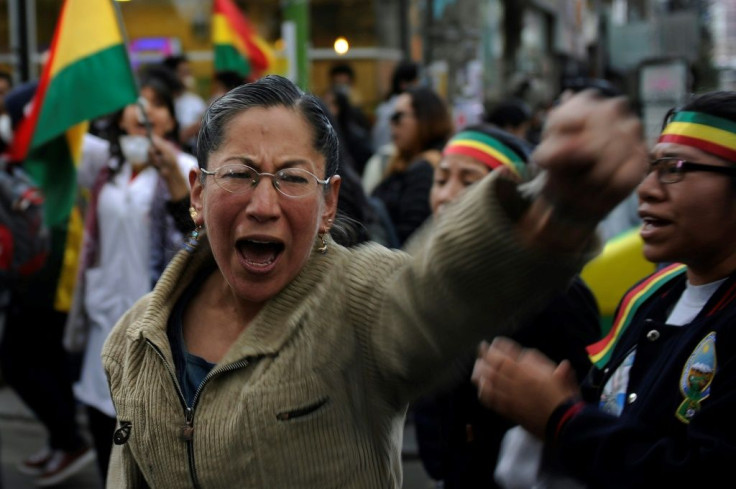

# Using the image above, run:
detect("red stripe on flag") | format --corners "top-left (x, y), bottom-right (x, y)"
top-left (213, 0), bottom-right (269, 73)
top-left (7, 1), bottom-right (68, 162)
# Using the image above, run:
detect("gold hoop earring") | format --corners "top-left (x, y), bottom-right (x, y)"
top-left (317, 233), bottom-right (328, 254)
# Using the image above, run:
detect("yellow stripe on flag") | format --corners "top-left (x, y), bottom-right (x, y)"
top-left (50, 0), bottom-right (124, 77)
top-left (53, 121), bottom-right (88, 312)
top-left (252, 36), bottom-right (276, 70)
top-left (213, 13), bottom-right (248, 54)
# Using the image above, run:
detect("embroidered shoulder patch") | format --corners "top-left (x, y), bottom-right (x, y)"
top-left (677, 332), bottom-right (716, 423)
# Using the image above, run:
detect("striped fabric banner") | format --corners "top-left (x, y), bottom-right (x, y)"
top-left (586, 263), bottom-right (687, 368)
top-left (213, 0), bottom-right (274, 78)
top-left (442, 130), bottom-right (526, 177)
top-left (659, 111), bottom-right (736, 162)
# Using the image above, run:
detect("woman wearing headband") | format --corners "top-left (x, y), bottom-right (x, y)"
top-left (414, 125), bottom-right (599, 489)
top-left (473, 90), bottom-right (736, 488)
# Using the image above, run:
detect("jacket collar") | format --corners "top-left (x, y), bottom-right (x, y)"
top-left (126, 233), bottom-right (338, 365)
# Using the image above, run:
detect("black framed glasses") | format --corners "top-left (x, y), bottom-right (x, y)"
top-left (200, 164), bottom-right (331, 198)
top-left (648, 157), bottom-right (736, 184)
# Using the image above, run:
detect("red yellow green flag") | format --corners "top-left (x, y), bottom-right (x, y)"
top-left (8, 0), bottom-right (138, 311)
top-left (212, 0), bottom-right (275, 78)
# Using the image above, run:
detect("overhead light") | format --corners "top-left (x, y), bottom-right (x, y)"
top-left (334, 37), bottom-right (349, 55)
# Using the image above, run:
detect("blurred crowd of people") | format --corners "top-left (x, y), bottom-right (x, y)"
top-left (0, 53), bottom-right (735, 489)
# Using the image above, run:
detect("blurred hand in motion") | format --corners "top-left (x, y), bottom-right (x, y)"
top-left (533, 89), bottom-right (647, 227)
top-left (471, 337), bottom-right (580, 439)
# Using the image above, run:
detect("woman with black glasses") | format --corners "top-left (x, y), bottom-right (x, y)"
top-left (473, 90), bottom-right (736, 489)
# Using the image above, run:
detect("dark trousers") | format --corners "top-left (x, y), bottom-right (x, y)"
top-left (86, 405), bottom-right (116, 483)
top-left (0, 303), bottom-right (86, 452)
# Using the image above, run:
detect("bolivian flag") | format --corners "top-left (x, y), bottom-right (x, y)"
top-left (9, 0), bottom-right (137, 312)
top-left (213, 0), bottom-right (275, 78)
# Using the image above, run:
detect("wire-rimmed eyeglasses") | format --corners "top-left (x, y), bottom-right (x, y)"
top-left (647, 157), bottom-right (736, 184)
top-left (200, 163), bottom-right (331, 198)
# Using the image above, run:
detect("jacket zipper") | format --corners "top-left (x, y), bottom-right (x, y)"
top-left (146, 339), bottom-right (249, 489)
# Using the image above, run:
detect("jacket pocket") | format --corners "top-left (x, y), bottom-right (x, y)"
top-left (244, 376), bottom-right (361, 486)
top-left (275, 396), bottom-right (329, 421)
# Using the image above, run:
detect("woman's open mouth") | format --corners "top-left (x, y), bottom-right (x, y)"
top-left (640, 216), bottom-right (672, 239)
top-left (236, 239), bottom-right (285, 273)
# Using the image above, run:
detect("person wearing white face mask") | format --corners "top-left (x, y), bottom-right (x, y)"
top-left (63, 70), bottom-right (196, 485)
top-left (162, 55), bottom-right (207, 154)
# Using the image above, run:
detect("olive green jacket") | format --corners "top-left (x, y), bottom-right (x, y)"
top-left (102, 173), bottom-right (595, 488)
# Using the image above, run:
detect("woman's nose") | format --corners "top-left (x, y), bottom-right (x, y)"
top-left (636, 168), bottom-right (664, 202)
top-left (246, 177), bottom-right (281, 218)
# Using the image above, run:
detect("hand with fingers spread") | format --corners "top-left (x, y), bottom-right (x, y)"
top-left (472, 337), bottom-right (580, 439)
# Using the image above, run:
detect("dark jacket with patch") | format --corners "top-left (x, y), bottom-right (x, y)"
top-left (549, 269), bottom-right (736, 489)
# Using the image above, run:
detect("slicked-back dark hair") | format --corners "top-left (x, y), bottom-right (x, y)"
top-left (196, 75), bottom-right (340, 182)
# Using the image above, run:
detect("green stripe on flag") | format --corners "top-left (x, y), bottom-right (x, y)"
top-left (214, 44), bottom-right (252, 77)
top-left (25, 135), bottom-right (77, 228)
top-left (32, 44), bottom-right (137, 149)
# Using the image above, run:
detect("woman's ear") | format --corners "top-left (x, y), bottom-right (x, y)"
top-left (189, 168), bottom-right (204, 226)
top-left (321, 175), bottom-right (342, 232)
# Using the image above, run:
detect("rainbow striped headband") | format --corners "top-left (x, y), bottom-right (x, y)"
top-left (659, 111), bottom-right (736, 162)
top-left (442, 130), bottom-right (525, 177)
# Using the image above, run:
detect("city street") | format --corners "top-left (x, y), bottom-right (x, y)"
top-left (0, 386), bottom-right (435, 488)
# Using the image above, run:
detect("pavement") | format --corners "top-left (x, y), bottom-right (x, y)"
top-left (0, 385), bottom-right (436, 488)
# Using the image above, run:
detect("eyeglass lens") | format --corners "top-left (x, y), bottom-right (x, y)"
top-left (211, 165), bottom-right (322, 197)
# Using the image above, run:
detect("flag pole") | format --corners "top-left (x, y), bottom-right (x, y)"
top-left (109, 0), bottom-right (152, 140)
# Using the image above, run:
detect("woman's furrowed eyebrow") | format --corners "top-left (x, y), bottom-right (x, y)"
top-left (222, 156), bottom-right (313, 170)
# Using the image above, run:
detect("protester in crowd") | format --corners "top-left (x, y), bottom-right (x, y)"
top-left (413, 124), bottom-right (600, 488)
top-left (363, 61), bottom-right (421, 196)
top-left (322, 87), bottom-right (374, 176)
top-left (0, 81), bottom-right (96, 487)
top-left (65, 69), bottom-right (196, 483)
top-left (101, 75), bottom-right (645, 488)
top-left (328, 62), bottom-right (367, 114)
top-left (472, 90), bottom-right (736, 488)
top-left (370, 86), bottom-right (453, 245)
top-left (483, 98), bottom-right (533, 143)
top-left (371, 60), bottom-right (421, 151)
top-left (162, 54), bottom-right (207, 153)
top-left (318, 96), bottom-right (397, 247)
